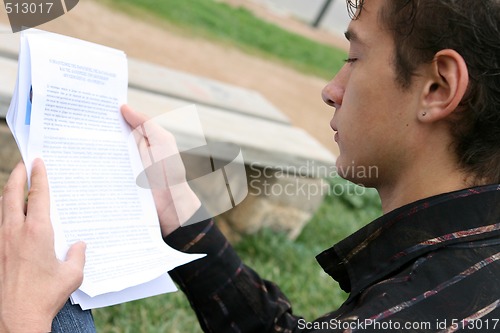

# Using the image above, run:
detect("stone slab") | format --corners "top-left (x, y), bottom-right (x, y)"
top-left (0, 27), bottom-right (289, 124)
top-left (0, 24), bottom-right (334, 240)
top-left (0, 123), bottom-right (21, 173)
top-left (128, 58), bottom-right (290, 124)
top-left (0, 55), bottom-right (336, 177)
top-left (0, 25), bottom-right (19, 60)
top-left (0, 26), bottom-right (336, 177)
top-left (127, 88), bottom-right (336, 175)
top-left (0, 57), bottom-right (17, 119)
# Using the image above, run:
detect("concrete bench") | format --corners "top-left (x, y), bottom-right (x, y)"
top-left (0, 27), bottom-right (336, 240)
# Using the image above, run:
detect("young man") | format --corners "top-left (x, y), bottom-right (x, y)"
top-left (1, 0), bottom-right (499, 331)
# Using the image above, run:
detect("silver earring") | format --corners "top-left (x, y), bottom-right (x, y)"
top-left (422, 112), bottom-right (427, 117)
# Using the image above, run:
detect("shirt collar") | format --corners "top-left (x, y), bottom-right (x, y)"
top-left (316, 184), bottom-right (500, 300)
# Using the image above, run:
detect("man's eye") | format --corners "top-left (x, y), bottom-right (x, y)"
top-left (344, 58), bottom-right (358, 64)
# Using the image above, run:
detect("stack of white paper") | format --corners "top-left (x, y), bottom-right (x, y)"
top-left (6, 29), bottom-right (204, 310)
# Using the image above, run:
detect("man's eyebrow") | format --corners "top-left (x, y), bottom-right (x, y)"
top-left (344, 29), bottom-right (361, 44)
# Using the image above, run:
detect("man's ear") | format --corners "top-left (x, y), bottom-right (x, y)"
top-left (419, 49), bottom-right (469, 123)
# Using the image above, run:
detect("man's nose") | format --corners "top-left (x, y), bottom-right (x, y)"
top-left (321, 66), bottom-right (347, 110)
top-left (322, 80), bottom-right (343, 109)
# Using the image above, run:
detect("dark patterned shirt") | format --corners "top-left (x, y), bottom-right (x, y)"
top-left (165, 184), bottom-right (500, 332)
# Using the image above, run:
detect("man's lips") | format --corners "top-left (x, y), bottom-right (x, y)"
top-left (330, 120), bottom-right (338, 142)
top-left (330, 118), bottom-right (338, 132)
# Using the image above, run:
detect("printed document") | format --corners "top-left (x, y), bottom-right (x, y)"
top-left (6, 29), bottom-right (204, 310)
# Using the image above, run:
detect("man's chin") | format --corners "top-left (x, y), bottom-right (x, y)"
top-left (335, 159), bottom-right (380, 187)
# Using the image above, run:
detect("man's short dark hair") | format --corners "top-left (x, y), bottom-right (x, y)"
top-left (347, 0), bottom-right (500, 184)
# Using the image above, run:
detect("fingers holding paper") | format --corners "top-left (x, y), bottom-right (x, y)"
top-left (121, 105), bottom-right (201, 237)
top-left (0, 159), bottom-right (86, 333)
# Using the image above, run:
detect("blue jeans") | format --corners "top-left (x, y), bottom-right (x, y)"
top-left (51, 300), bottom-right (96, 333)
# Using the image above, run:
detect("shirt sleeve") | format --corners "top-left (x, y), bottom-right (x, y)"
top-left (164, 212), bottom-right (304, 333)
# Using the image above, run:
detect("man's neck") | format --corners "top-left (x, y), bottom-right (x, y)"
top-left (376, 168), bottom-right (473, 214)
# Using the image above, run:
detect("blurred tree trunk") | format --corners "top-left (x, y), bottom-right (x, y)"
top-left (312, 0), bottom-right (334, 28)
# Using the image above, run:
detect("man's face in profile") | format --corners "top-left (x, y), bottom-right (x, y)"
top-left (322, 0), bottom-right (425, 187)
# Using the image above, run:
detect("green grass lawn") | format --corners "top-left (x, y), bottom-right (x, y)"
top-left (103, 0), bottom-right (347, 79)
